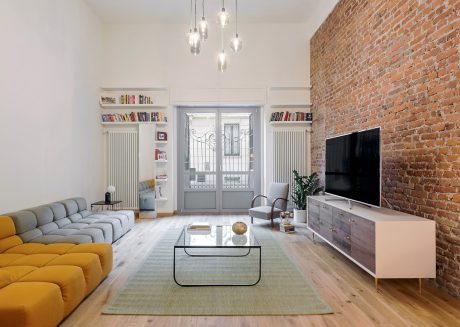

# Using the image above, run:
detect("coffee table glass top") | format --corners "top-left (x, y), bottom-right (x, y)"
top-left (175, 225), bottom-right (260, 248)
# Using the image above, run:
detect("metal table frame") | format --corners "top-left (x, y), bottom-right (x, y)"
top-left (173, 226), bottom-right (262, 287)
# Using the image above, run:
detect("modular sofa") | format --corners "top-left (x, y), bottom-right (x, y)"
top-left (4, 197), bottom-right (134, 245)
top-left (0, 215), bottom-right (113, 327)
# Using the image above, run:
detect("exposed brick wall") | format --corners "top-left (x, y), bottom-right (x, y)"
top-left (311, 0), bottom-right (460, 297)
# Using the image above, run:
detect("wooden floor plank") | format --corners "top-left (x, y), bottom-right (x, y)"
top-left (60, 215), bottom-right (460, 327)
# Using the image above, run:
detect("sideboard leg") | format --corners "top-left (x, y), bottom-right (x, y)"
top-left (374, 278), bottom-right (379, 291)
top-left (419, 278), bottom-right (422, 295)
top-left (312, 232), bottom-right (315, 244)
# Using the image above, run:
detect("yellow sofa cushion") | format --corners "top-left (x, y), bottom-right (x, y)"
top-left (0, 282), bottom-right (64, 327)
top-left (0, 266), bottom-right (37, 282)
top-left (0, 216), bottom-right (16, 239)
top-left (9, 254), bottom-right (59, 268)
top-left (0, 254), bottom-right (26, 267)
top-left (0, 236), bottom-right (23, 253)
top-left (0, 270), bottom-right (13, 289)
top-left (6, 243), bottom-right (76, 255)
top-left (67, 243), bottom-right (113, 278)
top-left (19, 266), bottom-right (86, 317)
top-left (46, 253), bottom-right (103, 295)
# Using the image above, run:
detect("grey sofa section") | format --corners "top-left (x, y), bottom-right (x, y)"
top-left (5, 197), bottom-right (135, 244)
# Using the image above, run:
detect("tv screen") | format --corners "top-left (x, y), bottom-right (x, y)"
top-left (325, 128), bottom-right (381, 207)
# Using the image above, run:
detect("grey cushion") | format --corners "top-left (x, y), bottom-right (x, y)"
top-left (20, 229), bottom-right (43, 242)
top-left (28, 206), bottom-right (54, 226)
top-left (267, 183), bottom-right (289, 211)
top-left (85, 223), bottom-right (113, 243)
top-left (47, 229), bottom-right (77, 236)
top-left (72, 228), bottom-right (104, 243)
top-left (54, 217), bottom-right (72, 228)
top-left (72, 197), bottom-right (87, 211)
top-left (47, 203), bottom-right (67, 219)
top-left (38, 222), bottom-right (59, 234)
top-left (92, 217), bottom-right (123, 241)
top-left (7, 211), bottom-right (37, 234)
top-left (249, 206), bottom-right (283, 220)
top-left (61, 199), bottom-right (79, 216)
top-left (64, 223), bottom-right (88, 230)
top-left (30, 234), bottom-right (92, 244)
top-left (69, 213), bottom-right (83, 222)
top-left (80, 210), bottom-right (92, 218)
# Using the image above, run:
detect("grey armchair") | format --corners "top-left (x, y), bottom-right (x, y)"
top-left (249, 183), bottom-right (289, 228)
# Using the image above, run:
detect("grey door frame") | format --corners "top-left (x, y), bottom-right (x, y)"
top-left (177, 106), bottom-right (261, 213)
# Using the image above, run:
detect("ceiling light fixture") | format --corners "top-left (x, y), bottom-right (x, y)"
top-left (230, 0), bottom-right (242, 52)
top-left (199, 0), bottom-right (208, 40)
top-left (190, 0), bottom-right (201, 55)
top-left (218, 29), bottom-right (227, 72)
top-left (218, 0), bottom-right (229, 28)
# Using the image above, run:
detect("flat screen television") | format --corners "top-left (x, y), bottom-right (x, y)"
top-left (325, 127), bottom-right (381, 207)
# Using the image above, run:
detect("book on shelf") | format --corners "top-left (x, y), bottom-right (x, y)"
top-left (117, 94), bottom-right (154, 105)
top-left (101, 112), bottom-right (168, 123)
top-left (155, 149), bottom-right (167, 161)
top-left (270, 111), bottom-right (312, 122)
top-left (188, 222), bottom-right (211, 230)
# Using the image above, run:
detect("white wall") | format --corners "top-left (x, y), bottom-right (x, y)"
top-left (0, 0), bottom-right (104, 212)
top-left (102, 23), bottom-right (312, 88)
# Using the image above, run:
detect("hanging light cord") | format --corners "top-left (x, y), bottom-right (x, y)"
top-left (202, 0), bottom-right (205, 18)
top-left (194, 0), bottom-right (197, 28)
top-left (189, 0), bottom-right (191, 29)
top-left (236, 0), bottom-right (238, 34)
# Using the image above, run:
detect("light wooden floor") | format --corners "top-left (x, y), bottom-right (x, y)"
top-left (61, 215), bottom-right (460, 327)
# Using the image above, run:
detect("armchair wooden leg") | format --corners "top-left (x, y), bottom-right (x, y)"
top-left (271, 218), bottom-right (274, 228)
top-left (251, 216), bottom-right (253, 224)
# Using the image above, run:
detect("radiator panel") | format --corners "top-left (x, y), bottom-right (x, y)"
top-left (107, 130), bottom-right (139, 209)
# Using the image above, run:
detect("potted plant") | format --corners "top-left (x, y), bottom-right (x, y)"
top-left (291, 170), bottom-right (322, 223)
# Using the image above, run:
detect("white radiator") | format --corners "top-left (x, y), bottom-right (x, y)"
top-left (272, 129), bottom-right (309, 206)
top-left (107, 130), bottom-right (139, 209)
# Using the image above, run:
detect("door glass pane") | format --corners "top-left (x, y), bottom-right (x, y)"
top-left (221, 113), bottom-right (254, 189)
top-left (184, 112), bottom-right (216, 190)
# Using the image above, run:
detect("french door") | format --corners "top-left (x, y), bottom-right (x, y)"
top-left (177, 107), bottom-right (260, 212)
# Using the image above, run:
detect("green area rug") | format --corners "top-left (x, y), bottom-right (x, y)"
top-left (102, 226), bottom-right (332, 315)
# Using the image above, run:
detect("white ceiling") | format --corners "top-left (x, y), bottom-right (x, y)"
top-left (84, 0), bottom-right (337, 24)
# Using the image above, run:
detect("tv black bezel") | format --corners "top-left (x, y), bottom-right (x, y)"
top-left (324, 127), bottom-right (382, 208)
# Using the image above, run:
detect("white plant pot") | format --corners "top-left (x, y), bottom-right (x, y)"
top-left (293, 209), bottom-right (307, 224)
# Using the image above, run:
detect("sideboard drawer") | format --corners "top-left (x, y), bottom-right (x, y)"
top-left (333, 228), bottom-right (351, 255)
top-left (319, 220), bottom-right (333, 242)
top-left (333, 208), bottom-right (351, 234)
top-left (320, 203), bottom-right (333, 225)
top-left (351, 238), bottom-right (376, 273)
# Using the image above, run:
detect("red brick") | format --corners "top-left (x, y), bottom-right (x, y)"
top-left (311, 0), bottom-right (460, 298)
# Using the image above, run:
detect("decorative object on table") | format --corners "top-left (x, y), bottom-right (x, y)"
top-left (281, 211), bottom-right (292, 225)
top-left (291, 171), bottom-right (322, 223)
top-left (156, 131), bottom-right (167, 141)
top-left (188, 222), bottom-right (211, 230)
top-left (105, 185), bottom-right (116, 204)
top-left (232, 234), bottom-right (248, 245)
top-left (232, 221), bottom-right (248, 235)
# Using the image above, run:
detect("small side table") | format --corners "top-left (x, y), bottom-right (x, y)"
top-left (91, 200), bottom-right (122, 211)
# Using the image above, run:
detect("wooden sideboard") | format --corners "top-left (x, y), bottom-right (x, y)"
top-left (307, 196), bottom-right (436, 291)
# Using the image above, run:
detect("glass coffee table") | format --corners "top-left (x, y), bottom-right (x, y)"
top-left (173, 225), bottom-right (261, 287)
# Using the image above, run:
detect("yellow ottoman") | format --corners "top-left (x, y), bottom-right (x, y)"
top-left (0, 282), bottom-right (64, 327)
top-left (67, 243), bottom-right (113, 278)
top-left (46, 253), bottom-right (103, 294)
top-left (20, 266), bottom-right (86, 316)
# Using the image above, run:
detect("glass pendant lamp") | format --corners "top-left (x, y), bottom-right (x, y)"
top-left (199, 0), bottom-right (208, 40)
top-left (218, 0), bottom-right (229, 28)
top-left (230, 0), bottom-right (242, 52)
top-left (190, 0), bottom-right (201, 55)
top-left (218, 29), bottom-right (227, 72)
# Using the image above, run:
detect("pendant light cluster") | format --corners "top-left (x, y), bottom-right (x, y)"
top-left (187, 0), bottom-right (243, 72)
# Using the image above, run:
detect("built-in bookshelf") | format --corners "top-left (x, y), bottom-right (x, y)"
top-left (101, 112), bottom-right (167, 123)
top-left (99, 87), bottom-right (169, 108)
top-left (270, 111), bottom-right (312, 122)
